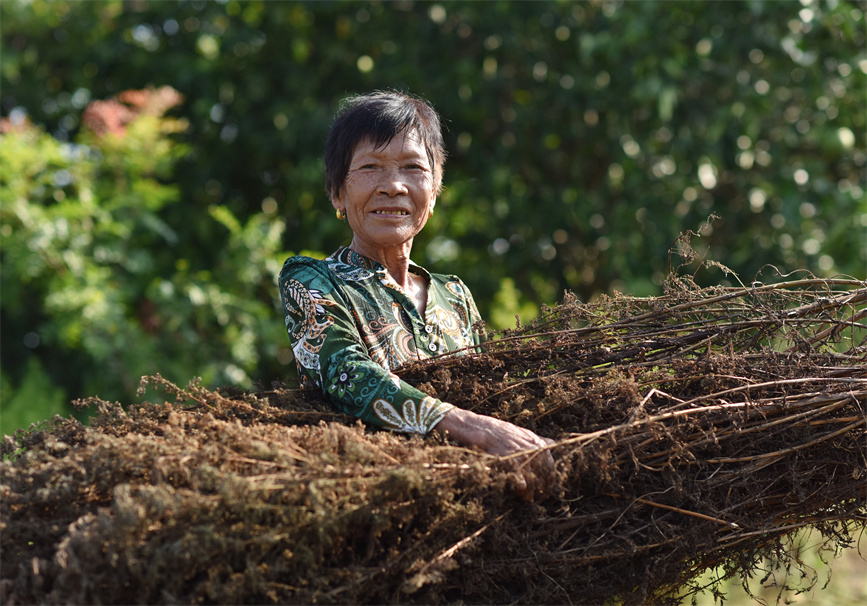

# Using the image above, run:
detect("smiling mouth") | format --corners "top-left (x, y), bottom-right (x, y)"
top-left (373, 210), bottom-right (409, 215)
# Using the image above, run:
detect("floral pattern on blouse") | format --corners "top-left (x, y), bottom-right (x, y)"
top-left (278, 246), bottom-right (484, 434)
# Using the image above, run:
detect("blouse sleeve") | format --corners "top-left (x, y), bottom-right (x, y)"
top-left (278, 256), bottom-right (455, 434)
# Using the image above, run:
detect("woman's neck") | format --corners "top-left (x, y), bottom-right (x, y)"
top-left (349, 239), bottom-right (414, 289)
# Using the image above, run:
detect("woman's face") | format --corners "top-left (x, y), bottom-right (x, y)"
top-left (334, 130), bottom-right (436, 257)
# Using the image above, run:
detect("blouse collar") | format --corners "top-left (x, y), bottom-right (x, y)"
top-left (333, 246), bottom-right (431, 281)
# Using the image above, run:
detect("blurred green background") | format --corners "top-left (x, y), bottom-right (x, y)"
top-left (1, 2), bottom-right (865, 603)
top-left (1, 0), bottom-right (865, 436)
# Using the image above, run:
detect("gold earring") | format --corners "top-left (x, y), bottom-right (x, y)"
top-left (336, 208), bottom-right (346, 220)
top-left (428, 208), bottom-right (434, 219)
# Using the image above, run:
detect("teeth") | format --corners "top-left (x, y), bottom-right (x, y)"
top-left (374, 210), bottom-right (408, 215)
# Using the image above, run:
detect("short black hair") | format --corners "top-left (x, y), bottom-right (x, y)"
top-left (324, 91), bottom-right (446, 201)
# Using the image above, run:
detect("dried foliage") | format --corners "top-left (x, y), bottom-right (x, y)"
top-left (2, 277), bottom-right (865, 605)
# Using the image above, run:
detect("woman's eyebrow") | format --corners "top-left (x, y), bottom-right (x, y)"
top-left (351, 152), bottom-right (429, 165)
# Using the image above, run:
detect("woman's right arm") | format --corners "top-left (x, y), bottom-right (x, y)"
top-left (279, 257), bottom-right (455, 434)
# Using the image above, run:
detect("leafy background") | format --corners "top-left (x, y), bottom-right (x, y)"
top-left (1, 0), bottom-right (865, 434)
top-left (1, 2), bottom-right (866, 603)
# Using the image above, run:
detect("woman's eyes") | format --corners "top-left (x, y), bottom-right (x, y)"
top-left (358, 163), bottom-right (426, 171)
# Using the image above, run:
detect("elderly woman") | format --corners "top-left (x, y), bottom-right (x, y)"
top-left (278, 91), bottom-right (553, 500)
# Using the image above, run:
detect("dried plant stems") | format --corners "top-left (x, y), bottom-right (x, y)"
top-left (1, 277), bottom-right (864, 605)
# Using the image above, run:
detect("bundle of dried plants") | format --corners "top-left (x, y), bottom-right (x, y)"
top-left (2, 275), bottom-right (864, 605)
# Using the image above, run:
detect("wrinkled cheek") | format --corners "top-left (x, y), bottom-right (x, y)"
top-left (343, 176), bottom-right (360, 199)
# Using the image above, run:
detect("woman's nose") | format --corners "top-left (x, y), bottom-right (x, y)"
top-left (377, 168), bottom-right (410, 196)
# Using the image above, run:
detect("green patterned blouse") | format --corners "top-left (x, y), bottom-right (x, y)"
top-left (278, 246), bottom-right (484, 434)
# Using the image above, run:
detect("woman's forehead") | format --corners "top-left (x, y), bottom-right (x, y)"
top-left (352, 130), bottom-right (428, 160)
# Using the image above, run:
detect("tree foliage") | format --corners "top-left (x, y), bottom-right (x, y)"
top-left (0, 96), bottom-right (287, 431)
top-left (1, 0), bottom-right (865, 431)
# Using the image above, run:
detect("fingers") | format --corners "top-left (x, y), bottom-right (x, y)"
top-left (510, 470), bottom-right (530, 501)
top-left (491, 422), bottom-right (556, 501)
top-left (433, 409), bottom-right (555, 501)
top-left (509, 442), bottom-right (556, 502)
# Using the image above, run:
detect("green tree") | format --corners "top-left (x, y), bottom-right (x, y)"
top-left (0, 93), bottom-right (289, 427)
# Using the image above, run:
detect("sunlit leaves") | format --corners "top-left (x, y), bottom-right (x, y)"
top-left (0, 109), bottom-right (288, 422)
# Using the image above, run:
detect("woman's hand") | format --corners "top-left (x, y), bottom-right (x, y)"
top-left (433, 407), bottom-right (555, 501)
